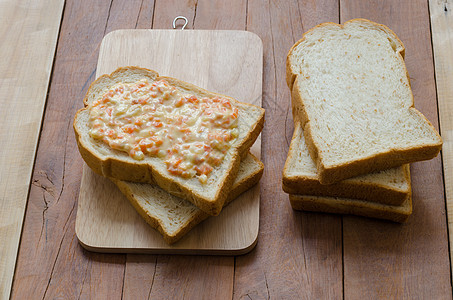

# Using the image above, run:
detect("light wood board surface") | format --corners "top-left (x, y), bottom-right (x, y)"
top-left (429, 0), bottom-right (453, 284)
top-left (0, 0), bottom-right (64, 298)
top-left (75, 30), bottom-right (263, 254)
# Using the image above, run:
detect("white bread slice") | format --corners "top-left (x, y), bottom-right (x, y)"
top-left (289, 194), bottom-right (412, 223)
top-left (287, 19), bottom-right (442, 184)
top-left (74, 67), bottom-right (265, 216)
top-left (111, 153), bottom-right (264, 244)
top-left (283, 121), bottom-right (411, 205)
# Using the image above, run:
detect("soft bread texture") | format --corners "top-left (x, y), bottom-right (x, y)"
top-left (111, 153), bottom-right (264, 244)
top-left (74, 67), bottom-right (265, 216)
top-left (289, 194), bottom-right (412, 223)
top-left (283, 121), bottom-right (411, 205)
top-left (287, 19), bottom-right (442, 184)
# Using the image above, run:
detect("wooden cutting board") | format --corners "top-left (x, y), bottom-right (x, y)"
top-left (75, 30), bottom-right (263, 254)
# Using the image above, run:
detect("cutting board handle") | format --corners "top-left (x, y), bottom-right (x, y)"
top-left (173, 16), bottom-right (188, 30)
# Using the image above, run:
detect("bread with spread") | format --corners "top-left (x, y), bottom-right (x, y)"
top-left (283, 121), bottom-right (411, 205)
top-left (286, 19), bottom-right (442, 184)
top-left (111, 152), bottom-right (263, 244)
top-left (74, 66), bottom-right (265, 216)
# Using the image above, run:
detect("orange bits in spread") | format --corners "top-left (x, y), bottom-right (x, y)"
top-left (88, 79), bottom-right (239, 183)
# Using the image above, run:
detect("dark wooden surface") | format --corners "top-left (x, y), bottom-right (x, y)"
top-left (10, 0), bottom-right (452, 298)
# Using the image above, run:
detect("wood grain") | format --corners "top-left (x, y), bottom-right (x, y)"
top-left (149, 255), bottom-right (234, 299)
top-left (341, 0), bottom-right (451, 298)
top-left (233, 0), bottom-right (343, 299)
top-left (0, 0), bottom-right (64, 298)
top-left (123, 255), bottom-right (157, 300)
top-left (75, 29), bottom-right (262, 254)
top-left (429, 0), bottom-right (453, 285)
top-left (152, 0), bottom-right (196, 30)
top-left (11, 0), bottom-right (151, 298)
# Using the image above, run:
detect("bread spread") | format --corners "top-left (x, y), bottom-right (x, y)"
top-left (88, 79), bottom-right (239, 183)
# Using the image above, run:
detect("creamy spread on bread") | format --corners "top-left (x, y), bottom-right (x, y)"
top-left (88, 79), bottom-right (239, 183)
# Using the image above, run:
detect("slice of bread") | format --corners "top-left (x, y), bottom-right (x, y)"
top-left (283, 121), bottom-right (411, 205)
top-left (287, 19), bottom-right (442, 184)
top-left (289, 194), bottom-right (412, 223)
top-left (74, 67), bottom-right (265, 216)
top-left (111, 153), bottom-right (264, 244)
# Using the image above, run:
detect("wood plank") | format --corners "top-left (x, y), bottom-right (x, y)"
top-left (233, 1), bottom-right (343, 299)
top-left (143, 2), bottom-right (245, 299)
top-left (10, 0), bottom-right (154, 298)
top-left (194, 0), bottom-right (247, 30)
top-left (123, 255), bottom-right (157, 300)
top-left (152, 0), bottom-right (195, 30)
top-left (76, 3), bottom-right (154, 299)
top-left (0, 0), bottom-right (64, 298)
top-left (429, 0), bottom-right (453, 285)
top-left (76, 253), bottom-right (125, 300)
top-left (117, 2), bottom-right (159, 299)
top-left (149, 256), bottom-right (234, 299)
top-left (340, 0), bottom-right (451, 298)
top-left (104, 0), bottom-right (150, 33)
top-left (123, 2), bottom-right (198, 299)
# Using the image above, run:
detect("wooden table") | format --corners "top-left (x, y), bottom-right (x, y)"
top-left (2, 0), bottom-right (453, 298)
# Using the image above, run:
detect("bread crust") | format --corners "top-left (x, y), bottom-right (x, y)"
top-left (282, 122), bottom-right (412, 205)
top-left (286, 19), bottom-right (405, 91)
top-left (286, 19), bottom-right (442, 184)
top-left (289, 194), bottom-right (412, 223)
top-left (112, 153), bottom-right (264, 244)
top-left (74, 66), bottom-right (265, 216)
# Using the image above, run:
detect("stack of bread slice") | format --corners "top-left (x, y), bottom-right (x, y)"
top-left (74, 67), bottom-right (265, 243)
top-left (282, 19), bottom-right (442, 222)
